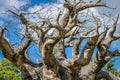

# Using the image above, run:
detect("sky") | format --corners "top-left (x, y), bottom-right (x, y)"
top-left (0, 0), bottom-right (120, 69)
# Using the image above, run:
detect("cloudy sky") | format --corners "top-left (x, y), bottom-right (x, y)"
top-left (0, 0), bottom-right (120, 68)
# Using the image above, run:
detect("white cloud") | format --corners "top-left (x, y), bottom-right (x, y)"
top-left (57, 0), bottom-right (63, 3)
top-left (5, 0), bottom-right (28, 9)
top-left (27, 3), bottom-right (64, 24)
top-left (26, 1), bottom-right (105, 36)
top-left (1, 0), bottom-right (119, 37)
top-left (25, 2), bottom-right (65, 37)
top-left (0, 0), bottom-right (29, 20)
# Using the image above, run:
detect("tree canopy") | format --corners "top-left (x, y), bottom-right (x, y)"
top-left (0, 58), bottom-right (21, 80)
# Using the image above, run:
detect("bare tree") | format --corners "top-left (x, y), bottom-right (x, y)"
top-left (0, 0), bottom-right (120, 80)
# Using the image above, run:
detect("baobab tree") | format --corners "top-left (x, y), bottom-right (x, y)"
top-left (0, 0), bottom-right (120, 80)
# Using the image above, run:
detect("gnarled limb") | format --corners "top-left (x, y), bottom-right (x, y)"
top-left (17, 39), bottom-right (31, 55)
top-left (96, 71), bottom-right (120, 80)
top-left (0, 38), bottom-right (16, 63)
top-left (105, 49), bottom-right (120, 62)
top-left (59, 12), bottom-right (69, 28)
top-left (41, 38), bottom-right (62, 79)
top-left (72, 28), bottom-right (95, 57)
top-left (103, 15), bottom-right (119, 48)
top-left (65, 24), bottom-right (100, 70)
top-left (79, 15), bottom-right (120, 80)
top-left (0, 27), bottom-right (15, 62)
top-left (42, 38), bottom-right (59, 68)
top-left (8, 10), bottom-right (44, 44)
top-left (75, 2), bottom-right (105, 12)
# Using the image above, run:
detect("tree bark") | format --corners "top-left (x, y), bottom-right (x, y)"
top-left (1, 0), bottom-right (120, 80)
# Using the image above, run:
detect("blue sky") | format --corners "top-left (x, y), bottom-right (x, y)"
top-left (0, 0), bottom-right (120, 69)
top-left (30, 0), bottom-right (55, 4)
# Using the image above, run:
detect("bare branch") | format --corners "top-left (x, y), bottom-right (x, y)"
top-left (96, 0), bottom-right (101, 3)
top-left (96, 30), bottom-right (108, 45)
top-left (72, 28), bottom-right (95, 57)
top-left (102, 15), bottom-right (119, 48)
top-left (65, 27), bottom-right (79, 43)
top-left (113, 35), bottom-right (120, 40)
top-left (0, 37), bottom-right (16, 63)
top-left (0, 26), bottom-right (15, 56)
top-left (65, 13), bottom-right (78, 33)
top-left (75, 2), bottom-right (105, 12)
top-left (17, 39), bottom-right (31, 55)
top-left (67, 23), bottom-right (102, 69)
top-left (59, 12), bottom-right (69, 28)
top-left (8, 10), bottom-right (45, 45)
top-left (42, 38), bottom-right (60, 70)
top-left (108, 15), bottom-right (119, 38)
top-left (105, 49), bottom-right (120, 61)
top-left (8, 9), bottom-right (18, 16)
top-left (63, 0), bottom-right (73, 12)
top-left (56, 11), bottom-right (62, 26)
top-left (0, 25), bottom-right (8, 37)
top-left (96, 71), bottom-right (120, 80)
top-left (8, 9), bottom-right (27, 24)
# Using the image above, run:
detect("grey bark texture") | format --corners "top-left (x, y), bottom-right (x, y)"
top-left (0, 0), bottom-right (120, 80)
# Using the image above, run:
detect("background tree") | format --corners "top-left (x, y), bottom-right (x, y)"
top-left (0, 58), bottom-right (21, 80)
top-left (0, 0), bottom-right (120, 80)
top-left (106, 59), bottom-right (120, 77)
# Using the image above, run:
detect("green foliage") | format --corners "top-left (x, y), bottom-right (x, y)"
top-left (0, 58), bottom-right (22, 80)
top-left (106, 59), bottom-right (120, 77)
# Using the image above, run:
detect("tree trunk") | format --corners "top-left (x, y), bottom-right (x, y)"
top-left (20, 63), bottom-right (42, 80)
top-left (20, 62), bottom-right (80, 80)
top-left (19, 61), bottom-right (120, 80)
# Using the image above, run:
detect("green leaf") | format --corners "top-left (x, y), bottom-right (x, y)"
top-left (0, 58), bottom-right (22, 80)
